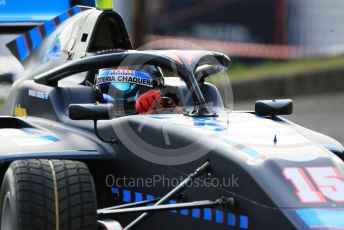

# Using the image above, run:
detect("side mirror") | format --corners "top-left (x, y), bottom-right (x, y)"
top-left (69, 104), bottom-right (114, 120)
top-left (194, 64), bottom-right (226, 83)
top-left (255, 99), bottom-right (293, 116)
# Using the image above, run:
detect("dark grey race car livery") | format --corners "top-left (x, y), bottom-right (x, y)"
top-left (0, 5), bottom-right (344, 230)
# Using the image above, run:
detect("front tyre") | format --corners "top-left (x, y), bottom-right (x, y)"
top-left (0, 159), bottom-right (97, 230)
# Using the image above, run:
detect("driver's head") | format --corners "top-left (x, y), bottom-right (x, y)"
top-left (95, 65), bottom-right (164, 114)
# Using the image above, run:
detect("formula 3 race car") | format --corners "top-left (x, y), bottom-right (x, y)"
top-left (0, 4), bottom-right (344, 230)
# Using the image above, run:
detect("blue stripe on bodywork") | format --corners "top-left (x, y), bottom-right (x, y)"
top-left (215, 210), bottom-right (223, 223)
top-left (240, 147), bottom-right (259, 158)
top-left (146, 194), bottom-right (154, 200)
top-left (169, 199), bottom-right (177, 213)
top-left (218, 137), bottom-right (235, 145)
top-left (44, 20), bottom-right (56, 36)
top-left (204, 208), bottom-right (212, 221)
top-left (192, 117), bottom-right (220, 121)
top-left (146, 194), bottom-right (154, 206)
top-left (180, 209), bottom-right (188, 216)
top-left (194, 121), bottom-right (221, 127)
top-left (296, 208), bottom-right (344, 229)
top-left (123, 190), bottom-right (131, 203)
top-left (150, 116), bottom-right (172, 120)
top-left (39, 135), bottom-right (60, 142)
top-left (8, 6), bottom-right (89, 62)
top-left (58, 12), bottom-right (69, 23)
top-left (21, 128), bottom-right (38, 135)
top-left (1, 150), bottom-right (104, 162)
top-left (16, 36), bottom-right (30, 61)
top-left (240, 215), bottom-right (248, 229)
top-left (134, 192), bottom-right (143, 202)
top-left (192, 209), bottom-right (200, 218)
top-left (111, 187), bottom-right (248, 227)
top-left (111, 187), bottom-right (119, 194)
top-left (228, 212), bottom-right (236, 226)
top-left (73, 6), bottom-right (81, 14)
top-left (29, 27), bottom-right (42, 49)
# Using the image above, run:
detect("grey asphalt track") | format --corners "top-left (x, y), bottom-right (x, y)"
top-left (234, 92), bottom-right (344, 144)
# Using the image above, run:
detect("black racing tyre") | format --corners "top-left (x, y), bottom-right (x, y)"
top-left (0, 159), bottom-right (97, 230)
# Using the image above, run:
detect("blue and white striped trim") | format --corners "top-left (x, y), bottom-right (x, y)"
top-left (6, 6), bottom-right (91, 63)
top-left (111, 187), bottom-right (249, 229)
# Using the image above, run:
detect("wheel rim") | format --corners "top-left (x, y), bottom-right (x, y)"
top-left (1, 192), bottom-right (13, 230)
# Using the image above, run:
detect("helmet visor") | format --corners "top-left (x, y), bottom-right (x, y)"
top-left (97, 68), bottom-right (154, 102)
